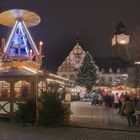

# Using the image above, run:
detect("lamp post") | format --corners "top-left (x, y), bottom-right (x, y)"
top-left (112, 22), bottom-right (130, 61)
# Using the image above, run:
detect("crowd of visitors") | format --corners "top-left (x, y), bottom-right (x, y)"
top-left (71, 88), bottom-right (138, 126)
top-left (91, 90), bottom-right (138, 126)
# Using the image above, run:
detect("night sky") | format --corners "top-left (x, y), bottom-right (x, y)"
top-left (0, 0), bottom-right (140, 72)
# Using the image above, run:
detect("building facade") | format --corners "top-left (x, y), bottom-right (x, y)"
top-left (57, 43), bottom-right (85, 84)
top-left (94, 57), bottom-right (128, 86)
top-left (57, 43), bottom-right (129, 87)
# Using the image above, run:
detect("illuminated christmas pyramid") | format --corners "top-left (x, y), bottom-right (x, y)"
top-left (0, 9), bottom-right (43, 69)
top-left (4, 19), bottom-right (39, 61)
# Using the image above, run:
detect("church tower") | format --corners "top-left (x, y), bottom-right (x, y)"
top-left (112, 22), bottom-right (130, 61)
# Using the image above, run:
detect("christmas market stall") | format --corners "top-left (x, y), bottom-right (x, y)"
top-left (0, 9), bottom-right (69, 118)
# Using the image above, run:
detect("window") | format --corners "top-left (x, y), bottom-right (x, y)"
top-left (38, 81), bottom-right (46, 96)
top-left (117, 68), bottom-right (120, 73)
top-left (101, 68), bottom-right (105, 73)
top-left (62, 75), bottom-right (67, 78)
top-left (69, 75), bottom-right (75, 80)
top-left (14, 81), bottom-right (30, 98)
top-left (0, 81), bottom-right (10, 98)
top-left (101, 77), bottom-right (105, 81)
top-left (109, 77), bottom-right (113, 81)
top-left (109, 68), bottom-right (113, 73)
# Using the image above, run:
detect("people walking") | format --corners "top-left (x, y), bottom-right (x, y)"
top-left (121, 95), bottom-right (137, 126)
top-left (103, 93), bottom-right (113, 123)
top-left (91, 91), bottom-right (99, 106)
top-left (119, 92), bottom-right (125, 113)
top-left (114, 93), bottom-right (119, 109)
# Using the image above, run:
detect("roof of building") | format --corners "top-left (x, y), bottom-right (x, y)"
top-left (93, 57), bottom-right (129, 73)
top-left (57, 42), bottom-right (85, 72)
top-left (114, 22), bottom-right (128, 35)
top-left (0, 67), bottom-right (36, 77)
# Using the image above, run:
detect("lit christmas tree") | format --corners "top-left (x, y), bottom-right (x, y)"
top-left (75, 51), bottom-right (100, 92)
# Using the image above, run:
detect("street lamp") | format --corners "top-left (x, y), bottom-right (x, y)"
top-left (112, 22), bottom-right (130, 60)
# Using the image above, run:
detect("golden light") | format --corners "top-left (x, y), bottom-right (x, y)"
top-left (112, 34), bottom-right (130, 46)
top-left (46, 78), bottom-right (65, 85)
top-left (112, 22), bottom-right (130, 46)
top-left (23, 67), bottom-right (37, 74)
top-left (112, 36), bottom-right (116, 46)
top-left (29, 49), bottom-right (33, 60)
top-left (30, 49), bottom-right (33, 53)
top-left (39, 41), bottom-right (43, 46)
top-left (117, 34), bottom-right (130, 45)
top-left (49, 73), bottom-right (69, 81)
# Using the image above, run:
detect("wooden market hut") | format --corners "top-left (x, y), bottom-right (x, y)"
top-left (0, 67), bottom-right (69, 118)
top-left (0, 67), bottom-right (43, 117)
top-left (0, 9), bottom-right (69, 118)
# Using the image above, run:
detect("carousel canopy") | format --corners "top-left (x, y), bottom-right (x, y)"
top-left (0, 9), bottom-right (41, 27)
top-left (0, 67), bottom-right (37, 77)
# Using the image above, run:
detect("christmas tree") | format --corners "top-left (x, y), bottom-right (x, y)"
top-left (75, 51), bottom-right (100, 92)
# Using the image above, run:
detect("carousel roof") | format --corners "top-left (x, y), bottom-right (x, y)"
top-left (0, 9), bottom-right (41, 27)
top-left (0, 67), bottom-right (37, 76)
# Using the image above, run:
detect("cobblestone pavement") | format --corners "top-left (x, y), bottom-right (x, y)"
top-left (0, 123), bottom-right (140, 140)
top-left (0, 101), bottom-right (140, 140)
top-left (70, 101), bottom-right (140, 131)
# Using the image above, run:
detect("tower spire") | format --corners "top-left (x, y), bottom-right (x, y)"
top-left (75, 32), bottom-right (80, 44)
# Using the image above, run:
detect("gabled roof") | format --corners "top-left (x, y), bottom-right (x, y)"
top-left (57, 43), bottom-right (85, 72)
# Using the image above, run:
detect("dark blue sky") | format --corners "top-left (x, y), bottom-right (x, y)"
top-left (0, 0), bottom-right (140, 71)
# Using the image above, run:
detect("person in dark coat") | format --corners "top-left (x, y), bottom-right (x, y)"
top-left (103, 93), bottom-right (112, 108)
top-left (103, 93), bottom-right (113, 123)
top-left (121, 95), bottom-right (137, 126)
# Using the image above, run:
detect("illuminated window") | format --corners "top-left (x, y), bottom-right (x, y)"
top-left (109, 68), bottom-right (113, 73)
top-left (0, 81), bottom-right (10, 98)
top-left (70, 75), bottom-right (75, 80)
top-left (38, 81), bottom-right (46, 96)
top-left (14, 81), bottom-right (30, 98)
